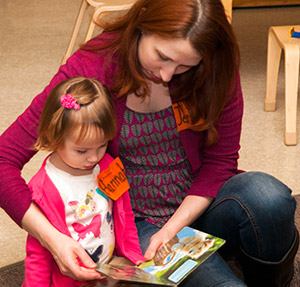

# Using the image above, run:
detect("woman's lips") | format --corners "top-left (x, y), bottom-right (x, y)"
top-left (151, 73), bottom-right (161, 81)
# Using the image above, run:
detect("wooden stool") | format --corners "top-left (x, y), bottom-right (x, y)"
top-left (265, 25), bottom-right (300, 145)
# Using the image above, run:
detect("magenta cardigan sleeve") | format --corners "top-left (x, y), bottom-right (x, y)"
top-left (183, 74), bottom-right (244, 198)
top-left (0, 46), bottom-right (111, 226)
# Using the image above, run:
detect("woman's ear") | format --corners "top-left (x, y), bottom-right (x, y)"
top-left (139, 7), bottom-right (146, 16)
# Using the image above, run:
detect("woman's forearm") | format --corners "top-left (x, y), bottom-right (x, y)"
top-left (22, 202), bottom-right (61, 249)
top-left (162, 195), bottom-right (213, 237)
top-left (144, 195), bottom-right (213, 260)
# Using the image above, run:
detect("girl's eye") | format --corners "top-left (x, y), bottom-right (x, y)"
top-left (99, 142), bottom-right (108, 150)
top-left (76, 150), bottom-right (87, 154)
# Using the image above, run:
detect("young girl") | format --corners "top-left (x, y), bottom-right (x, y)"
top-left (23, 77), bottom-right (144, 287)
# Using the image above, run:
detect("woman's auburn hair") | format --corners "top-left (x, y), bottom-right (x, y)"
top-left (81, 0), bottom-right (240, 146)
top-left (34, 76), bottom-right (116, 151)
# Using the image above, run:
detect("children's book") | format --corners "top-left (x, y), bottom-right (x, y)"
top-left (95, 226), bottom-right (225, 286)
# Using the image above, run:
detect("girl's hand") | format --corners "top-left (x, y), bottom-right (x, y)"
top-left (22, 203), bottom-right (102, 281)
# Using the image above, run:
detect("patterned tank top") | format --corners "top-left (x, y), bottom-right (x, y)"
top-left (119, 106), bottom-right (193, 227)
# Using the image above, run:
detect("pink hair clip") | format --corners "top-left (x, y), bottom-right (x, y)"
top-left (60, 94), bottom-right (80, 110)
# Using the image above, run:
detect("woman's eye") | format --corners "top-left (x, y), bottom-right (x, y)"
top-left (158, 53), bottom-right (169, 61)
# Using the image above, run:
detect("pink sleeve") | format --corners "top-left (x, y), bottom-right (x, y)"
top-left (24, 235), bottom-right (54, 286)
top-left (113, 191), bottom-right (145, 264)
top-left (186, 74), bottom-right (244, 198)
top-left (100, 154), bottom-right (145, 264)
top-left (24, 235), bottom-right (86, 287)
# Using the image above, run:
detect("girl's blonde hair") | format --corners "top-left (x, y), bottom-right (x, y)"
top-left (34, 76), bottom-right (116, 151)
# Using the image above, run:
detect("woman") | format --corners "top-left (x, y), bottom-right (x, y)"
top-left (0, 0), bottom-right (298, 286)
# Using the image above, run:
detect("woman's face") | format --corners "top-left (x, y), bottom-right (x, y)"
top-left (138, 33), bottom-right (202, 83)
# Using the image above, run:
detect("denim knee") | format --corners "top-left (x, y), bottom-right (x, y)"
top-left (220, 171), bottom-right (296, 219)
top-left (196, 172), bottom-right (296, 260)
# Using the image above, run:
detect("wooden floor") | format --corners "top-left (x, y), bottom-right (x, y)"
top-left (233, 0), bottom-right (300, 7)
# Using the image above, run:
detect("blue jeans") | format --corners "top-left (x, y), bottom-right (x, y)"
top-left (135, 172), bottom-right (296, 287)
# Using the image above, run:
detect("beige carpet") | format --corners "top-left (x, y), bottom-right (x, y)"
top-left (0, 0), bottom-right (300, 272)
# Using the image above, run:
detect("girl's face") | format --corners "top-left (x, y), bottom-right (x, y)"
top-left (52, 128), bottom-right (108, 176)
top-left (138, 34), bottom-right (202, 83)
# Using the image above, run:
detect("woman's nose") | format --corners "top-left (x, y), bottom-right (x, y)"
top-left (160, 65), bottom-right (176, 82)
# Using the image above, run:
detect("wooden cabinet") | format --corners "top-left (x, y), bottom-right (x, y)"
top-left (233, 0), bottom-right (300, 7)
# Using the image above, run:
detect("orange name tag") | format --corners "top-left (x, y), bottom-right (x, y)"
top-left (172, 102), bottom-right (204, 132)
top-left (97, 157), bottom-right (130, 201)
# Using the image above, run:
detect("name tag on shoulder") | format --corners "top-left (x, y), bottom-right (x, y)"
top-left (172, 102), bottom-right (204, 132)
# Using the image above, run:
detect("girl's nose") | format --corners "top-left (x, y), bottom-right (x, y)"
top-left (88, 151), bottom-right (99, 163)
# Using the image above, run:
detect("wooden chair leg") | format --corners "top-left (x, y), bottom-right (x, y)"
top-left (84, 5), bottom-right (101, 43)
top-left (84, 3), bottom-right (134, 43)
top-left (284, 44), bottom-right (299, 146)
top-left (221, 0), bottom-right (233, 23)
top-left (61, 0), bottom-right (89, 65)
top-left (265, 27), bottom-right (282, 112)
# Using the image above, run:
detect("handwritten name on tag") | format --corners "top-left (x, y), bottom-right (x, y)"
top-left (97, 157), bottom-right (129, 201)
top-left (172, 102), bottom-right (204, 132)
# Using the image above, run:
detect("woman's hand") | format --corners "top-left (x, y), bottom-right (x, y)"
top-left (22, 203), bottom-right (102, 281)
top-left (144, 226), bottom-right (176, 261)
top-left (144, 195), bottom-right (213, 261)
top-left (48, 232), bottom-right (101, 280)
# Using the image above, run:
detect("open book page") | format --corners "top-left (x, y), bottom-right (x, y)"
top-left (97, 264), bottom-right (174, 286)
top-left (139, 226), bottom-right (225, 285)
top-left (95, 226), bottom-right (225, 286)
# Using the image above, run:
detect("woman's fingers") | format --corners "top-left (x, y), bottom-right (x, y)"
top-left (144, 230), bottom-right (167, 260)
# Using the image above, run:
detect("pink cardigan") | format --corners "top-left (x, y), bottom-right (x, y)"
top-left (23, 153), bottom-right (144, 287)
top-left (0, 32), bottom-right (244, 227)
